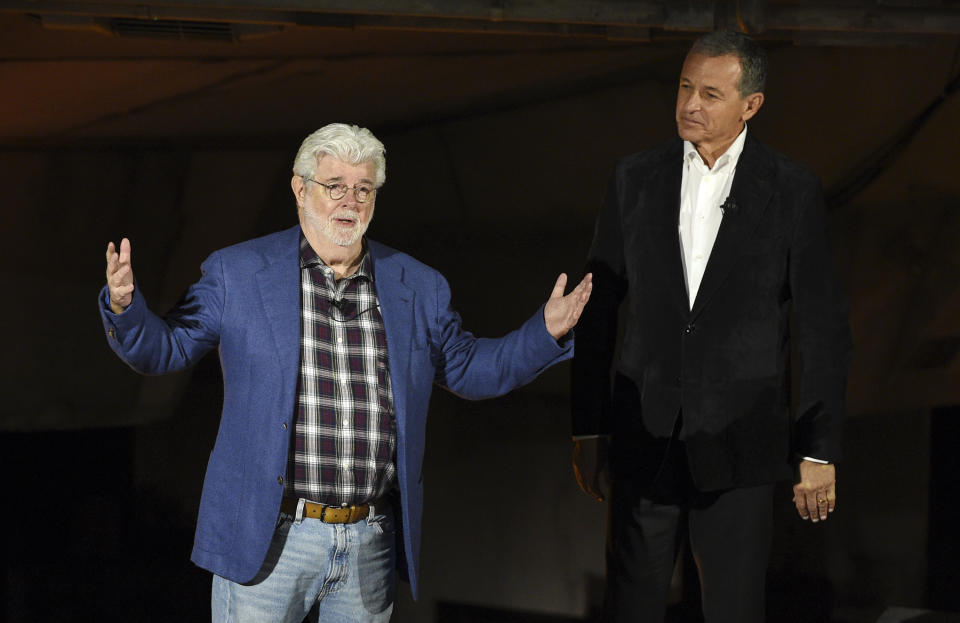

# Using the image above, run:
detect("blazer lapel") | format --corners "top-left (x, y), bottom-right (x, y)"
top-left (368, 241), bottom-right (414, 432)
top-left (689, 134), bottom-right (775, 320)
top-left (256, 226), bottom-right (302, 395)
top-left (646, 141), bottom-right (689, 317)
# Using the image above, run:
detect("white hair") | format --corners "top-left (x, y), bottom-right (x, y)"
top-left (292, 123), bottom-right (386, 187)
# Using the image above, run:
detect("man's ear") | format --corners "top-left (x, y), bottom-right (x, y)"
top-left (291, 175), bottom-right (305, 207)
top-left (741, 92), bottom-right (765, 122)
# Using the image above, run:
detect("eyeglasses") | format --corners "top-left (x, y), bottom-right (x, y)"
top-left (305, 178), bottom-right (376, 203)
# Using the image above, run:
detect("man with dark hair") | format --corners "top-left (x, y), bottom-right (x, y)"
top-left (571, 31), bottom-right (850, 622)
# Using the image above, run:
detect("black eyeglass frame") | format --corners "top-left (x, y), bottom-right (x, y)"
top-left (305, 178), bottom-right (377, 203)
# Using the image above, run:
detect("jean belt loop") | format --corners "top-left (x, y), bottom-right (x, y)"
top-left (295, 498), bottom-right (306, 525)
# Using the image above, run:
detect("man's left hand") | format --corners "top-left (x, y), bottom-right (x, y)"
top-left (792, 460), bottom-right (837, 523)
top-left (544, 273), bottom-right (593, 340)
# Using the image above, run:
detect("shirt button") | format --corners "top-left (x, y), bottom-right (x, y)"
top-left (341, 460), bottom-right (349, 468)
top-left (337, 337), bottom-right (343, 344)
top-left (342, 418), bottom-right (349, 426)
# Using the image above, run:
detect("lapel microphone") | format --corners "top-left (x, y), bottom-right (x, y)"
top-left (720, 196), bottom-right (739, 216)
top-left (329, 297), bottom-right (379, 322)
top-left (329, 298), bottom-right (359, 321)
top-left (332, 298), bottom-right (353, 315)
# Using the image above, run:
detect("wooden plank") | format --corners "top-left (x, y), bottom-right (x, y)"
top-left (1, 0), bottom-right (959, 34)
top-left (0, 0), bottom-right (667, 26)
top-left (767, 5), bottom-right (960, 34)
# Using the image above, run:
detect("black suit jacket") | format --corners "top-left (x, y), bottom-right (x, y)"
top-left (572, 134), bottom-right (851, 492)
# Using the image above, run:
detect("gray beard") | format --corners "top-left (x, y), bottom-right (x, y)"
top-left (308, 207), bottom-right (372, 247)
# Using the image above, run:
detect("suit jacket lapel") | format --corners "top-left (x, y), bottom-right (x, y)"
top-left (368, 241), bottom-right (414, 432)
top-left (256, 225), bottom-right (302, 396)
top-left (646, 141), bottom-right (690, 317)
top-left (690, 134), bottom-right (775, 320)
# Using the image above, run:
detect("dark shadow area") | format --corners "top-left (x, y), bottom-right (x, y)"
top-left (437, 601), bottom-right (587, 622)
top-left (927, 406), bottom-right (960, 612)
top-left (0, 428), bottom-right (209, 622)
top-left (0, 348), bottom-right (228, 622)
top-left (904, 615), bottom-right (960, 623)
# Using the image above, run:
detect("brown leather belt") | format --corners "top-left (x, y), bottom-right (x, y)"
top-left (279, 497), bottom-right (382, 524)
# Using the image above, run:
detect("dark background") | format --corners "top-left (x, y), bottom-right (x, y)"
top-left (1, 1), bottom-right (958, 621)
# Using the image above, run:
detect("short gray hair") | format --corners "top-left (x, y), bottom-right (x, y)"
top-left (690, 30), bottom-right (767, 97)
top-left (292, 123), bottom-right (386, 187)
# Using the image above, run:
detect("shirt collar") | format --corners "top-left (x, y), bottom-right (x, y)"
top-left (683, 124), bottom-right (748, 173)
top-left (298, 231), bottom-right (374, 282)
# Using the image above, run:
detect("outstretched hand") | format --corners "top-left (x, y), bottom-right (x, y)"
top-left (105, 237), bottom-right (135, 314)
top-left (544, 273), bottom-right (593, 340)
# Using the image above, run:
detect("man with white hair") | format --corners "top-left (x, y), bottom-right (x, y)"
top-left (101, 123), bottom-right (592, 621)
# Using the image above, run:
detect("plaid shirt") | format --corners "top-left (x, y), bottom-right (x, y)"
top-left (285, 233), bottom-right (397, 506)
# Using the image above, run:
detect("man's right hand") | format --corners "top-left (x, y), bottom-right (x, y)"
top-left (572, 437), bottom-right (610, 502)
top-left (105, 237), bottom-right (135, 314)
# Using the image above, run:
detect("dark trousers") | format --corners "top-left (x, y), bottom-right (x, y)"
top-left (603, 433), bottom-right (775, 623)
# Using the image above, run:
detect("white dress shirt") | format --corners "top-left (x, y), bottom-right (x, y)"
top-left (678, 126), bottom-right (747, 309)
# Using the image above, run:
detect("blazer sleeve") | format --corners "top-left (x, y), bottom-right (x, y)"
top-left (99, 252), bottom-right (225, 375)
top-left (429, 271), bottom-right (573, 400)
top-left (570, 169), bottom-right (630, 437)
top-left (788, 174), bottom-right (852, 462)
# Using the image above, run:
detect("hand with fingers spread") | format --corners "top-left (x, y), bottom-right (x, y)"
top-left (543, 273), bottom-right (593, 340)
top-left (105, 237), bottom-right (135, 314)
top-left (792, 460), bottom-right (837, 523)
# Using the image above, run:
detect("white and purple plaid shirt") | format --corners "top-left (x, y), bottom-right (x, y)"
top-left (285, 233), bottom-right (397, 506)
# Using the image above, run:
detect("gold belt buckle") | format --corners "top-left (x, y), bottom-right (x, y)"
top-left (311, 502), bottom-right (369, 523)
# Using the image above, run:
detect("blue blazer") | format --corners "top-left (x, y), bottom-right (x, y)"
top-left (100, 225), bottom-right (572, 598)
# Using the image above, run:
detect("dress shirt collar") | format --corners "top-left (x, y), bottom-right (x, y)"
top-left (298, 232), bottom-right (374, 282)
top-left (683, 124), bottom-right (748, 174)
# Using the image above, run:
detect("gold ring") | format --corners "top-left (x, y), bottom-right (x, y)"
top-left (817, 498), bottom-right (827, 504)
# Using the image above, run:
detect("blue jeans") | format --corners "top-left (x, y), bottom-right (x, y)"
top-left (211, 501), bottom-right (396, 622)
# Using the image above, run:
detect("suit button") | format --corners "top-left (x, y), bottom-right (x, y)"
top-left (683, 324), bottom-right (695, 334)
top-left (281, 422), bottom-right (288, 430)
top-left (108, 327), bottom-right (116, 339)
top-left (277, 476), bottom-right (283, 485)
